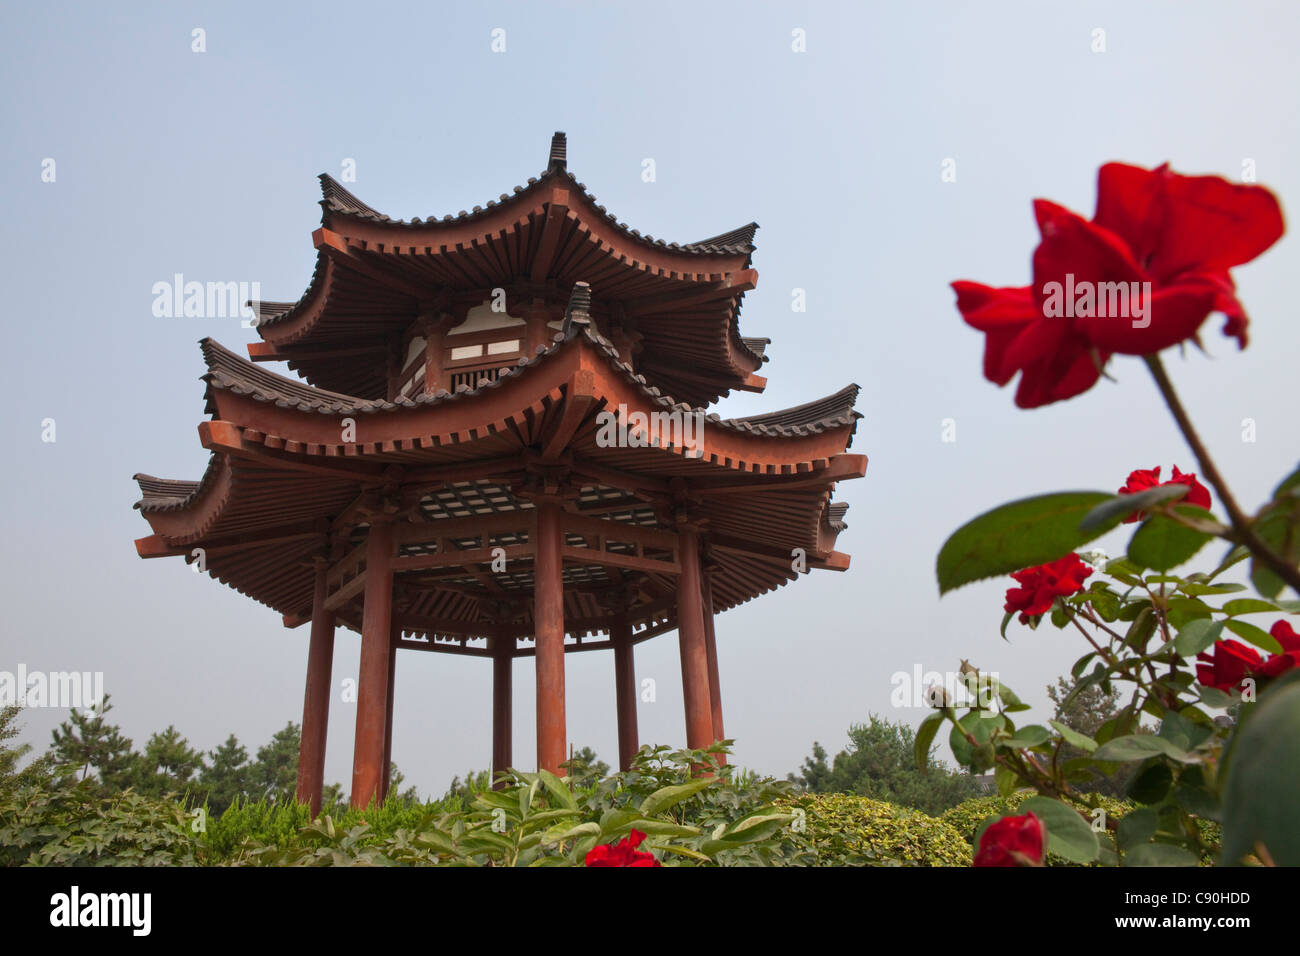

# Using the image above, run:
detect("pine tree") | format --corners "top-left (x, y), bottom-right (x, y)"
top-left (248, 722), bottom-right (300, 804)
top-left (132, 725), bottom-right (204, 798)
top-left (47, 694), bottom-right (137, 792)
top-left (1, 704), bottom-right (55, 792)
top-left (198, 734), bottom-right (250, 815)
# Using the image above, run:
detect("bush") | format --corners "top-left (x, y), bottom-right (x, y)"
top-left (782, 793), bottom-right (972, 866)
top-left (0, 783), bottom-right (201, 866)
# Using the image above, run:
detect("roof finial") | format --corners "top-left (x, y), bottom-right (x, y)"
top-left (562, 281), bottom-right (592, 339)
top-left (548, 131), bottom-right (567, 172)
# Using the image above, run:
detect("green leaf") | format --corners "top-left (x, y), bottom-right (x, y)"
top-left (914, 712), bottom-right (944, 771)
top-left (1124, 843), bottom-right (1199, 867)
top-left (615, 818), bottom-right (701, 839)
top-left (537, 769), bottom-right (577, 811)
top-left (1093, 735), bottom-right (1193, 763)
top-left (936, 492), bottom-right (1118, 594)
top-left (1090, 587), bottom-right (1121, 622)
top-left (1003, 725), bottom-right (1051, 749)
top-left (1020, 796), bottom-right (1099, 863)
top-left (1048, 719), bottom-right (1098, 753)
top-left (1221, 675), bottom-right (1300, 865)
top-left (650, 843), bottom-right (712, 863)
top-left (999, 611), bottom-right (1014, 639)
top-left (994, 764), bottom-right (1019, 798)
top-left (1115, 808), bottom-right (1158, 850)
top-left (1127, 511), bottom-right (1212, 572)
top-left (1173, 619), bottom-right (1224, 658)
top-left (1080, 485), bottom-right (1191, 532)
top-left (1222, 598), bottom-right (1282, 616)
top-left (1224, 618), bottom-right (1285, 654)
top-left (638, 777), bottom-right (714, 817)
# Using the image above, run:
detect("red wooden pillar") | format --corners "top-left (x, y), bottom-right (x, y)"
top-left (492, 637), bottom-right (513, 788)
top-left (381, 628), bottom-right (397, 802)
top-left (676, 526), bottom-right (715, 751)
top-left (611, 614), bottom-right (638, 771)
top-left (296, 561), bottom-right (334, 815)
top-left (350, 520), bottom-right (395, 809)
top-left (534, 500), bottom-right (567, 775)
top-left (701, 570), bottom-right (726, 766)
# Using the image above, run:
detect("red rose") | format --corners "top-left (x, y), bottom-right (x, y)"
top-left (1117, 465), bottom-right (1212, 522)
top-left (974, 812), bottom-right (1045, 867)
top-left (1004, 553), bottom-right (1093, 624)
top-left (1257, 620), bottom-right (1300, 679)
top-left (1196, 622), bottom-right (1300, 692)
top-left (1195, 639), bottom-right (1264, 693)
top-left (954, 163), bottom-right (1283, 408)
top-left (584, 828), bottom-right (661, 867)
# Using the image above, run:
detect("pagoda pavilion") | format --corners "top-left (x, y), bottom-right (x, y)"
top-left (132, 133), bottom-right (866, 811)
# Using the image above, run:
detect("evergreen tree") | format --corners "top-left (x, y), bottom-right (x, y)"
top-left (248, 722), bottom-right (300, 804)
top-left (47, 694), bottom-right (137, 792)
top-left (1, 704), bottom-right (54, 792)
top-left (197, 734), bottom-right (250, 814)
top-left (131, 725), bottom-right (204, 798)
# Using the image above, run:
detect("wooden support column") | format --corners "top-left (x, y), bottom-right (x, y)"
top-left (534, 500), bottom-right (567, 775)
top-left (676, 526), bottom-right (715, 752)
top-left (492, 637), bottom-right (513, 788)
top-left (296, 561), bottom-right (334, 815)
top-left (350, 520), bottom-right (395, 809)
top-left (611, 614), bottom-right (639, 771)
top-left (701, 570), bottom-right (726, 766)
top-left (381, 626), bottom-right (397, 802)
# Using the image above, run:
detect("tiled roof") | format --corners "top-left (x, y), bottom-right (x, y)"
top-left (313, 132), bottom-right (759, 258)
top-left (197, 328), bottom-right (859, 441)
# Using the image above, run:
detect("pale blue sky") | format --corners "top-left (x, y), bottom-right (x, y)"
top-left (2, 1), bottom-right (1297, 796)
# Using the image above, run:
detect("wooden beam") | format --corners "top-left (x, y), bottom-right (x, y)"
top-left (540, 370), bottom-right (597, 459)
top-left (199, 421), bottom-right (386, 481)
top-left (248, 341), bottom-right (389, 364)
top-left (314, 227), bottom-right (429, 300)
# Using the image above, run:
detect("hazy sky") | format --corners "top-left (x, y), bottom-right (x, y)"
top-left (2, 1), bottom-right (1297, 798)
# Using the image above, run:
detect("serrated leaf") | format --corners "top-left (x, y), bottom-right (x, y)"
top-left (1092, 735), bottom-right (1193, 763)
top-left (1127, 510), bottom-right (1212, 572)
top-left (1048, 719), bottom-right (1098, 753)
top-left (1020, 796), bottom-right (1099, 863)
top-left (1173, 619), bottom-right (1224, 657)
top-left (1222, 598), bottom-right (1282, 616)
top-left (1223, 618), bottom-right (1284, 654)
top-left (936, 492), bottom-right (1117, 595)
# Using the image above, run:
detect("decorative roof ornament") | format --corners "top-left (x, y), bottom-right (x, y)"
top-left (548, 131), bottom-right (567, 172)
top-left (562, 281), bottom-right (593, 339)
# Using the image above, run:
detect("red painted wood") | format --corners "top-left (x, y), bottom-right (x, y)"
top-left (350, 521), bottom-right (394, 809)
top-left (534, 501), bottom-right (566, 775)
top-left (492, 641), bottom-right (513, 788)
top-left (296, 564), bottom-right (335, 815)
top-left (612, 615), bottom-right (639, 771)
top-left (676, 527), bottom-right (715, 752)
top-left (701, 572), bottom-right (726, 766)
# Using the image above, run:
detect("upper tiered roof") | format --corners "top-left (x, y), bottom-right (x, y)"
top-left (249, 132), bottom-right (768, 405)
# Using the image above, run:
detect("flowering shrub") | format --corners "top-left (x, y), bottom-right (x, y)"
top-left (937, 162), bottom-right (1298, 867)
